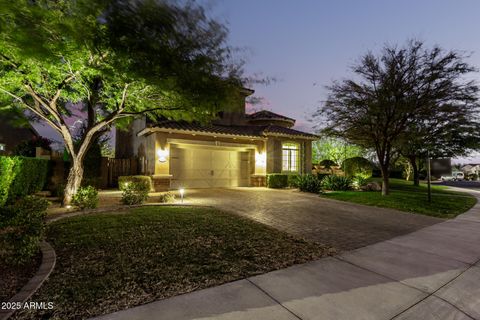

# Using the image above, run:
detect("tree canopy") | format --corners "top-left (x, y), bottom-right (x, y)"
top-left (316, 40), bottom-right (479, 195)
top-left (312, 137), bottom-right (366, 165)
top-left (0, 0), bottom-right (246, 204)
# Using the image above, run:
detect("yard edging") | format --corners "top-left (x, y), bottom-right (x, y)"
top-left (0, 241), bottom-right (56, 320)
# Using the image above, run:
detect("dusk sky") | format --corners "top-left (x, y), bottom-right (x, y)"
top-left (35, 0), bottom-right (480, 161)
top-left (215, 0), bottom-right (480, 133)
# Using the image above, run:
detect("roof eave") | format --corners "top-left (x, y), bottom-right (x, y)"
top-left (264, 132), bottom-right (319, 140)
top-left (137, 127), bottom-right (267, 140)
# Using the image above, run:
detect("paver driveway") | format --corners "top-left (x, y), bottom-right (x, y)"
top-left (186, 188), bottom-right (442, 251)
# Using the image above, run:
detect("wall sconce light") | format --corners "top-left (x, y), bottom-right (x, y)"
top-left (255, 151), bottom-right (266, 167)
top-left (157, 148), bottom-right (169, 163)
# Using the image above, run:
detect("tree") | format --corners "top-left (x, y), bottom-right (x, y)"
top-left (0, 0), bottom-right (244, 204)
top-left (316, 40), bottom-right (479, 195)
top-left (319, 159), bottom-right (337, 174)
top-left (397, 105), bottom-right (480, 186)
top-left (312, 137), bottom-right (366, 165)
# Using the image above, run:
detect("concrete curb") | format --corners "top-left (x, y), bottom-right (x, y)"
top-left (0, 241), bottom-right (56, 320)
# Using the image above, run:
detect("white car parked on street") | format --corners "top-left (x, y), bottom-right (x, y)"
top-left (440, 172), bottom-right (464, 181)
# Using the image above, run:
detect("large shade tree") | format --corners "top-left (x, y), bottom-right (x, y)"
top-left (316, 40), bottom-right (479, 195)
top-left (0, 0), bottom-right (245, 204)
top-left (397, 104), bottom-right (480, 186)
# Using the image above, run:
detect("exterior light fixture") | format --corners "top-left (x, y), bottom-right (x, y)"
top-left (255, 152), bottom-right (266, 167)
top-left (179, 188), bottom-right (185, 203)
top-left (157, 148), bottom-right (169, 163)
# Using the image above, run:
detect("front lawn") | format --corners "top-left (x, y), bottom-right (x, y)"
top-left (322, 179), bottom-right (476, 218)
top-left (15, 206), bottom-right (329, 320)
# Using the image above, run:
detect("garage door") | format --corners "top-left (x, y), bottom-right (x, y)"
top-left (170, 145), bottom-right (250, 188)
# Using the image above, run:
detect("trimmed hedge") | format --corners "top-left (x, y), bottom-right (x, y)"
top-left (267, 174), bottom-right (289, 188)
top-left (0, 157), bottom-right (15, 206)
top-left (0, 196), bottom-right (48, 265)
top-left (118, 175), bottom-right (153, 191)
top-left (342, 157), bottom-right (373, 178)
top-left (122, 181), bottom-right (150, 205)
top-left (287, 174), bottom-right (302, 188)
top-left (0, 156), bottom-right (49, 206)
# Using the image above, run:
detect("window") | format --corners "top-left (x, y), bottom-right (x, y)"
top-left (282, 143), bottom-right (299, 172)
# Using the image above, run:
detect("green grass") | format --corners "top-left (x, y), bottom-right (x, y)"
top-left (16, 206), bottom-right (328, 320)
top-left (321, 179), bottom-right (476, 218)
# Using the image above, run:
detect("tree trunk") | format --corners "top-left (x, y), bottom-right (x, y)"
top-left (408, 156), bottom-right (420, 186)
top-left (380, 165), bottom-right (390, 196)
top-left (63, 158), bottom-right (84, 206)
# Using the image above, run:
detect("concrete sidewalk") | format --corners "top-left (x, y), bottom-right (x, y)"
top-left (93, 196), bottom-right (480, 320)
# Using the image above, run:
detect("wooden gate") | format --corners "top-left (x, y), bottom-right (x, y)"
top-left (103, 157), bottom-right (149, 187)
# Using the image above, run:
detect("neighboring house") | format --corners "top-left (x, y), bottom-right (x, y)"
top-left (461, 164), bottom-right (480, 175)
top-left (116, 88), bottom-right (317, 190)
top-left (0, 117), bottom-right (39, 155)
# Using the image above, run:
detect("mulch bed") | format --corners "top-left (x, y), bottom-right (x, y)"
top-left (0, 251), bottom-right (42, 303)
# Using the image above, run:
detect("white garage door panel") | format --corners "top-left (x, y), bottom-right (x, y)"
top-left (170, 146), bottom-right (249, 188)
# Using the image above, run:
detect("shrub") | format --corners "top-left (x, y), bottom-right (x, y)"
top-left (267, 174), bottom-right (289, 188)
top-left (342, 157), bottom-right (373, 178)
top-left (321, 175), bottom-right (352, 191)
top-left (0, 156), bottom-right (49, 205)
top-left (0, 157), bottom-right (15, 207)
top-left (122, 181), bottom-right (149, 205)
top-left (0, 196), bottom-right (48, 265)
top-left (467, 173), bottom-right (478, 181)
top-left (118, 175), bottom-right (153, 191)
top-left (298, 174), bottom-right (322, 193)
top-left (287, 174), bottom-right (302, 188)
top-left (72, 186), bottom-right (99, 210)
top-left (317, 173), bottom-right (330, 181)
top-left (319, 159), bottom-right (337, 172)
top-left (158, 192), bottom-right (175, 203)
top-left (352, 173), bottom-right (371, 189)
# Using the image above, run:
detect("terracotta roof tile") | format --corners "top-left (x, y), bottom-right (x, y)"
top-left (148, 120), bottom-right (317, 139)
top-left (247, 110), bottom-right (295, 122)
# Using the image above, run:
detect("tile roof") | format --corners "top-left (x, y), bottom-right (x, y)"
top-left (247, 110), bottom-right (295, 123)
top-left (145, 120), bottom-right (317, 139)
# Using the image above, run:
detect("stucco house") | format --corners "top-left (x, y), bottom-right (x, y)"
top-left (116, 89), bottom-right (317, 190)
top-left (461, 164), bottom-right (480, 176)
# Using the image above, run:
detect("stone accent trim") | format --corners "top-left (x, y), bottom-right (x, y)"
top-left (151, 175), bottom-right (172, 191)
top-left (250, 175), bottom-right (266, 187)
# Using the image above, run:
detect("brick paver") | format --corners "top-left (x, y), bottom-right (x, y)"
top-left (186, 188), bottom-right (442, 251)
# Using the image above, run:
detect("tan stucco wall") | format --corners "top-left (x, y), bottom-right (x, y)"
top-left (116, 119), bottom-right (313, 178)
top-left (304, 140), bottom-right (313, 174)
top-left (266, 137), bottom-right (313, 174)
